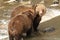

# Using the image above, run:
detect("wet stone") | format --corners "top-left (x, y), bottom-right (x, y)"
top-left (42, 26), bottom-right (55, 33)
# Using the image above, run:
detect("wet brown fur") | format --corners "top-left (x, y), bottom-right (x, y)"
top-left (11, 5), bottom-right (36, 18)
top-left (8, 10), bottom-right (34, 40)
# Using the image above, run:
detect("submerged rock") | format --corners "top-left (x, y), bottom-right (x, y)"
top-left (42, 26), bottom-right (55, 33)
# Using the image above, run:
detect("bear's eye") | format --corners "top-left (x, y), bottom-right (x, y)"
top-left (42, 9), bottom-right (44, 13)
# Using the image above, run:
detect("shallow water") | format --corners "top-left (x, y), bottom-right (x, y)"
top-left (0, 1), bottom-right (60, 40)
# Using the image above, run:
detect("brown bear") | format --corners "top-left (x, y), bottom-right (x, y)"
top-left (33, 4), bottom-right (46, 32)
top-left (10, 4), bottom-right (46, 32)
top-left (8, 10), bottom-right (35, 40)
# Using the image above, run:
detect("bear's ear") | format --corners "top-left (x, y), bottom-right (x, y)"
top-left (32, 4), bottom-right (37, 11)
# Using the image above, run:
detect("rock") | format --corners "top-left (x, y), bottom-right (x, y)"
top-left (42, 26), bottom-right (55, 33)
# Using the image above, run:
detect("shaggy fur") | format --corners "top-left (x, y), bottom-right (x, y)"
top-left (8, 10), bottom-right (35, 40)
top-left (11, 5), bottom-right (36, 18)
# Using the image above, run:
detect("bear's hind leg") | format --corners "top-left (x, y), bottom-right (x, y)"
top-left (26, 27), bottom-right (33, 37)
top-left (9, 34), bottom-right (14, 40)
